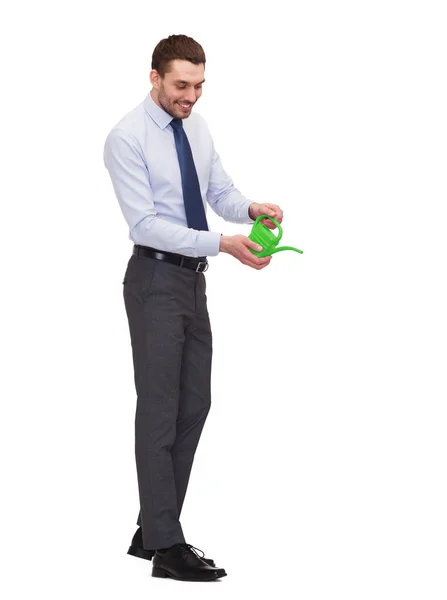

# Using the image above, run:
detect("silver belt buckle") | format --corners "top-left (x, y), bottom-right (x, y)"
top-left (196, 260), bottom-right (208, 272)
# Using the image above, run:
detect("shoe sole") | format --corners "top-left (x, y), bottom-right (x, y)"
top-left (127, 545), bottom-right (154, 560)
top-left (152, 566), bottom-right (227, 581)
top-left (128, 545), bottom-right (216, 567)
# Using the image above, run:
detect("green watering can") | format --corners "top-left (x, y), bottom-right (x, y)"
top-left (248, 214), bottom-right (304, 258)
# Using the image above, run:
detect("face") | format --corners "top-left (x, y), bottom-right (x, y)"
top-left (150, 59), bottom-right (205, 119)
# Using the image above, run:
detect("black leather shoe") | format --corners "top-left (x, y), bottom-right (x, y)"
top-left (127, 528), bottom-right (155, 561)
top-left (152, 543), bottom-right (227, 582)
top-left (127, 527), bottom-right (216, 567)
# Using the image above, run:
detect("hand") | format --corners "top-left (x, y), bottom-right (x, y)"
top-left (248, 202), bottom-right (284, 230)
top-left (219, 235), bottom-right (272, 270)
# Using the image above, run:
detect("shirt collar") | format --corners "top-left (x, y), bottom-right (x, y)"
top-left (143, 92), bottom-right (175, 130)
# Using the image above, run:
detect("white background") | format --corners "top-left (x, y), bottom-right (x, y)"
top-left (1, 1), bottom-right (446, 598)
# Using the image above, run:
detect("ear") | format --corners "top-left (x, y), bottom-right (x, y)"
top-left (150, 69), bottom-right (160, 89)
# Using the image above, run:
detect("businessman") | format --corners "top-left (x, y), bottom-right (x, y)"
top-left (103, 33), bottom-right (283, 582)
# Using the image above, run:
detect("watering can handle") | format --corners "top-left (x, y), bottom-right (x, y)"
top-left (253, 214), bottom-right (283, 244)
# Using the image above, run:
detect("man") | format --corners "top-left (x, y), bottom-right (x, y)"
top-left (103, 34), bottom-right (283, 583)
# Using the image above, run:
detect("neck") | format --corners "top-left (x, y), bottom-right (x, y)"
top-left (150, 89), bottom-right (162, 109)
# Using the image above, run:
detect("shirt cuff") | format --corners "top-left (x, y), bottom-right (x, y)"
top-left (197, 231), bottom-right (222, 257)
top-left (245, 201), bottom-right (255, 223)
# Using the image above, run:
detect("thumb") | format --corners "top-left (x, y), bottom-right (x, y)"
top-left (260, 205), bottom-right (275, 217)
top-left (246, 237), bottom-right (263, 252)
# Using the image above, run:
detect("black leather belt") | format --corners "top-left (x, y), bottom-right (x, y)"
top-left (133, 245), bottom-right (209, 272)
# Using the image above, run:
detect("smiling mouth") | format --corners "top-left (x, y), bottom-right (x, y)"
top-left (178, 102), bottom-right (192, 109)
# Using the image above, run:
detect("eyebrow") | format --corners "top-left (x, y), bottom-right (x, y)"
top-left (174, 79), bottom-right (206, 85)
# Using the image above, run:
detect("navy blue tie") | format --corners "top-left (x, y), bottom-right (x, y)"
top-left (170, 118), bottom-right (209, 232)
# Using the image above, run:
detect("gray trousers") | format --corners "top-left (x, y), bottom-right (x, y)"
top-left (122, 252), bottom-right (212, 550)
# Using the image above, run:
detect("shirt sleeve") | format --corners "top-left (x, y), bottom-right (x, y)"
top-left (103, 128), bottom-right (221, 257)
top-left (206, 138), bottom-right (255, 225)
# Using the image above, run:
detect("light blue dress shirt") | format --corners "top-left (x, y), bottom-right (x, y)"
top-left (103, 92), bottom-right (255, 258)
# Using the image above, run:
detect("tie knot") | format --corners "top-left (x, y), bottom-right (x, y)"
top-left (170, 118), bottom-right (183, 130)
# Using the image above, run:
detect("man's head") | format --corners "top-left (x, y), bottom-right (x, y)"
top-left (150, 34), bottom-right (206, 120)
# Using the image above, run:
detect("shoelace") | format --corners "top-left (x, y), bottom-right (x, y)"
top-left (175, 542), bottom-right (205, 560)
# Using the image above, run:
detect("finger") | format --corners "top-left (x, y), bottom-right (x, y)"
top-left (246, 253), bottom-right (271, 268)
top-left (253, 257), bottom-right (272, 270)
top-left (245, 237), bottom-right (264, 252)
top-left (264, 215), bottom-right (282, 229)
top-left (242, 248), bottom-right (267, 264)
top-left (261, 219), bottom-right (277, 229)
top-left (263, 204), bottom-right (283, 222)
top-left (264, 203), bottom-right (280, 212)
top-left (244, 258), bottom-right (270, 270)
top-left (242, 257), bottom-right (266, 269)
top-left (259, 256), bottom-right (272, 266)
top-left (241, 248), bottom-right (270, 267)
top-left (259, 205), bottom-right (276, 217)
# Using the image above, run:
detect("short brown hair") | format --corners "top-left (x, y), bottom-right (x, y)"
top-left (151, 34), bottom-right (206, 78)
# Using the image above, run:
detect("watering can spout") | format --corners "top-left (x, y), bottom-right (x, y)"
top-left (271, 245), bottom-right (304, 255)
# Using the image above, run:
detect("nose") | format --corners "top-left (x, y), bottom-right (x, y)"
top-left (183, 89), bottom-right (196, 103)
